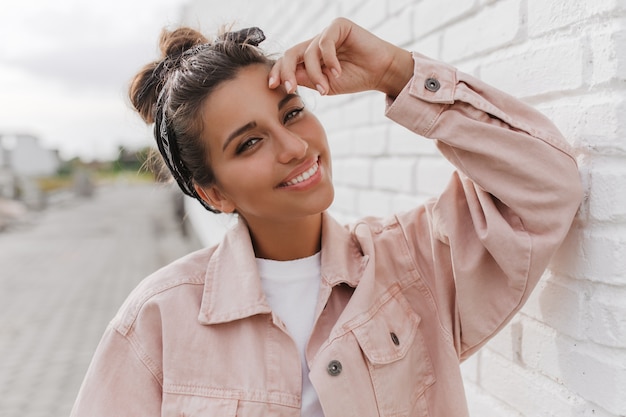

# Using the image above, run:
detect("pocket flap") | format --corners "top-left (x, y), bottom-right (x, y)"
top-left (352, 293), bottom-right (421, 364)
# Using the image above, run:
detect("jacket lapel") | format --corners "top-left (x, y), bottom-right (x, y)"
top-left (197, 218), bottom-right (271, 325)
top-left (197, 212), bottom-right (370, 326)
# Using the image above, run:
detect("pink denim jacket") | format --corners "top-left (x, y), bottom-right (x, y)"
top-left (71, 52), bottom-right (583, 417)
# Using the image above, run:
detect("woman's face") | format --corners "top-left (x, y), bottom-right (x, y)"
top-left (197, 64), bottom-right (334, 225)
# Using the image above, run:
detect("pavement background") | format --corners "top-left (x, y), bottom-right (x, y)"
top-left (0, 182), bottom-right (202, 417)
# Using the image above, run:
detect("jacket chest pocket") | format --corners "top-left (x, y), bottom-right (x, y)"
top-left (351, 292), bottom-right (436, 416)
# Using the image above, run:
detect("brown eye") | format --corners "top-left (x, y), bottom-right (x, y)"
top-left (283, 107), bottom-right (304, 124)
top-left (236, 137), bottom-right (262, 154)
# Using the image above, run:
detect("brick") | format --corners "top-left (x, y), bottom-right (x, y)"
top-left (391, 193), bottom-right (430, 214)
top-left (375, 8), bottom-right (414, 46)
top-left (350, 125), bottom-right (387, 156)
top-left (480, 38), bottom-right (585, 98)
top-left (413, 0), bottom-right (475, 39)
top-left (341, 95), bottom-right (375, 128)
top-left (586, 284), bottom-right (626, 348)
top-left (332, 158), bottom-right (371, 188)
top-left (387, 0), bottom-right (415, 16)
top-left (517, 318), bottom-right (566, 378)
top-left (330, 185), bottom-right (357, 214)
top-left (368, 94), bottom-right (390, 125)
top-left (372, 157), bottom-right (416, 193)
top-left (387, 123), bottom-right (439, 156)
top-left (328, 130), bottom-right (353, 157)
top-left (317, 96), bottom-right (352, 132)
top-left (463, 379), bottom-right (524, 417)
top-left (588, 159), bottom-right (626, 222)
top-left (478, 348), bottom-right (608, 416)
top-left (356, 189), bottom-right (394, 217)
top-left (589, 23), bottom-right (626, 86)
top-left (521, 275), bottom-right (588, 340)
top-left (262, 1), bottom-right (324, 42)
top-left (409, 32), bottom-right (441, 61)
top-left (460, 352), bottom-right (480, 384)
top-left (553, 225), bottom-right (626, 285)
top-left (528, 0), bottom-right (624, 37)
top-left (535, 94), bottom-right (626, 152)
top-left (441, 0), bottom-right (522, 62)
top-left (347, 0), bottom-right (388, 29)
top-left (562, 346), bottom-right (626, 415)
top-left (415, 156), bottom-right (456, 196)
top-left (517, 322), bottom-right (626, 415)
top-left (582, 227), bottom-right (626, 284)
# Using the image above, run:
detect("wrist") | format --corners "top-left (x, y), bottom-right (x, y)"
top-left (379, 49), bottom-right (414, 98)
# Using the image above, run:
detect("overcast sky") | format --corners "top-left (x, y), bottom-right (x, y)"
top-left (0, 0), bottom-right (189, 161)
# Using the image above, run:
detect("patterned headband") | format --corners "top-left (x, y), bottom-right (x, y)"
top-left (153, 27), bottom-right (266, 213)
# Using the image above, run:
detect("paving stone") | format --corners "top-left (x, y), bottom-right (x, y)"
top-left (0, 182), bottom-right (202, 417)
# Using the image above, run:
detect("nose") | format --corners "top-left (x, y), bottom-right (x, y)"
top-left (274, 126), bottom-right (308, 164)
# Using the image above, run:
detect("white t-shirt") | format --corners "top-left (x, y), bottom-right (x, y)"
top-left (256, 252), bottom-right (324, 417)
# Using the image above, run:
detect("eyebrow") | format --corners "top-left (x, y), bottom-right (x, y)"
top-left (221, 93), bottom-right (300, 152)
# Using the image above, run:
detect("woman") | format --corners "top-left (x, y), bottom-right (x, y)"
top-left (71, 18), bottom-right (582, 417)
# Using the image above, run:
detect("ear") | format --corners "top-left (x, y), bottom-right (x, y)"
top-left (194, 184), bottom-right (236, 213)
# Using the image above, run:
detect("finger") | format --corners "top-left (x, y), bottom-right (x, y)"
top-left (294, 64), bottom-right (316, 91)
top-left (301, 40), bottom-right (329, 95)
top-left (268, 58), bottom-right (283, 89)
top-left (275, 39), bottom-right (311, 93)
top-left (317, 26), bottom-right (343, 79)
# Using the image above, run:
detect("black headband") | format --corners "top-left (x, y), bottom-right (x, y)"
top-left (153, 27), bottom-right (266, 212)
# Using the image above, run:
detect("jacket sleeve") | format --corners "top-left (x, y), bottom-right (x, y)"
top-left (69, 325), bottom-right (162, 417)
top-left (385, 52), bottom-right (583, 360)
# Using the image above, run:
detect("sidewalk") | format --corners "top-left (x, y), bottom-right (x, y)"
top-left (0, 182), bottom-right (202, 417)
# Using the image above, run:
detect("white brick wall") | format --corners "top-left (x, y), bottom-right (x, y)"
top-left (183, 1), bottom-right (626, 415)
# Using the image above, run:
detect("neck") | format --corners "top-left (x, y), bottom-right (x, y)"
top-left (243, 213), bottom-right (323, 261)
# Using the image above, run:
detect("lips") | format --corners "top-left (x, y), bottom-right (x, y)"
top-left (278, 157), bottom-right (320, 188)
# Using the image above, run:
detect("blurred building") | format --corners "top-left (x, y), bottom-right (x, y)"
top-left (0, 133), bottom-right (60, 203)
top-left (0, 133), bottom-right (60, 177)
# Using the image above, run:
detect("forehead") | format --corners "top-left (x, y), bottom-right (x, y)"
top-left (201, 64), bottom-right (284, 143)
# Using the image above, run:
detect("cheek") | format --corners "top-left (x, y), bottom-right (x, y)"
top-left (214, 159), bottom-right (272, 199)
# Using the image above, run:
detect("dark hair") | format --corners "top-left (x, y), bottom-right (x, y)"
top-left (129, 26), bottom-right (272, 212)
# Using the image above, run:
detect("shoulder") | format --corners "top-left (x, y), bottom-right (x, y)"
top-left (350, 209), bottom-right (429, 283)
top-left (110, 245), bottom-right (218, 335)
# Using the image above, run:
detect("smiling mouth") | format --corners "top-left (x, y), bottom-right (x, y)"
top-left (279, 159), bottom-right (320, 187)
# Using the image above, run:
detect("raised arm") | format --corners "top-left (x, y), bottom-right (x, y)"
top-left (387, 53), bottom-right (583, 358)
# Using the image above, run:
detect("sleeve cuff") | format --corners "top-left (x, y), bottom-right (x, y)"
top-left (385, 52), bottom-right (458, 137)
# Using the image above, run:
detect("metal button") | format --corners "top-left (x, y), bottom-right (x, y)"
top-left (327, 360), bottom-right (342, 376)
top-left (390, 332), bottom-right (400, 346)
top-left (425, 78), bottom-right (440, 92)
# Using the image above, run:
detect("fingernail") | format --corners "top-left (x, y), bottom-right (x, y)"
top-left (316, 84), bottom-right (326, 95)
top-left (284, 81), bottom-right (293, 93)
top-left (331, 68), bottom-right (340, 78)
top-left (268, 76), bottom-right (276, 87)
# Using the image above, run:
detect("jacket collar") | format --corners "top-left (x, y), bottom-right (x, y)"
top-left (197, 212), bottom-right (367, 325)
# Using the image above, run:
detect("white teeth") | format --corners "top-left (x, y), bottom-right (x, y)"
top-left (286, 162), bottom-right (319, 186)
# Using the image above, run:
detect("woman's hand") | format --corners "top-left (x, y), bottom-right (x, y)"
top-left (268, 17), bottom-right (414, 98)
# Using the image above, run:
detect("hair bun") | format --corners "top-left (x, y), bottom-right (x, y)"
top-left (128, 27), bottom-right (210, 124)
top-left (159, 27), bottom-right (209, 61)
